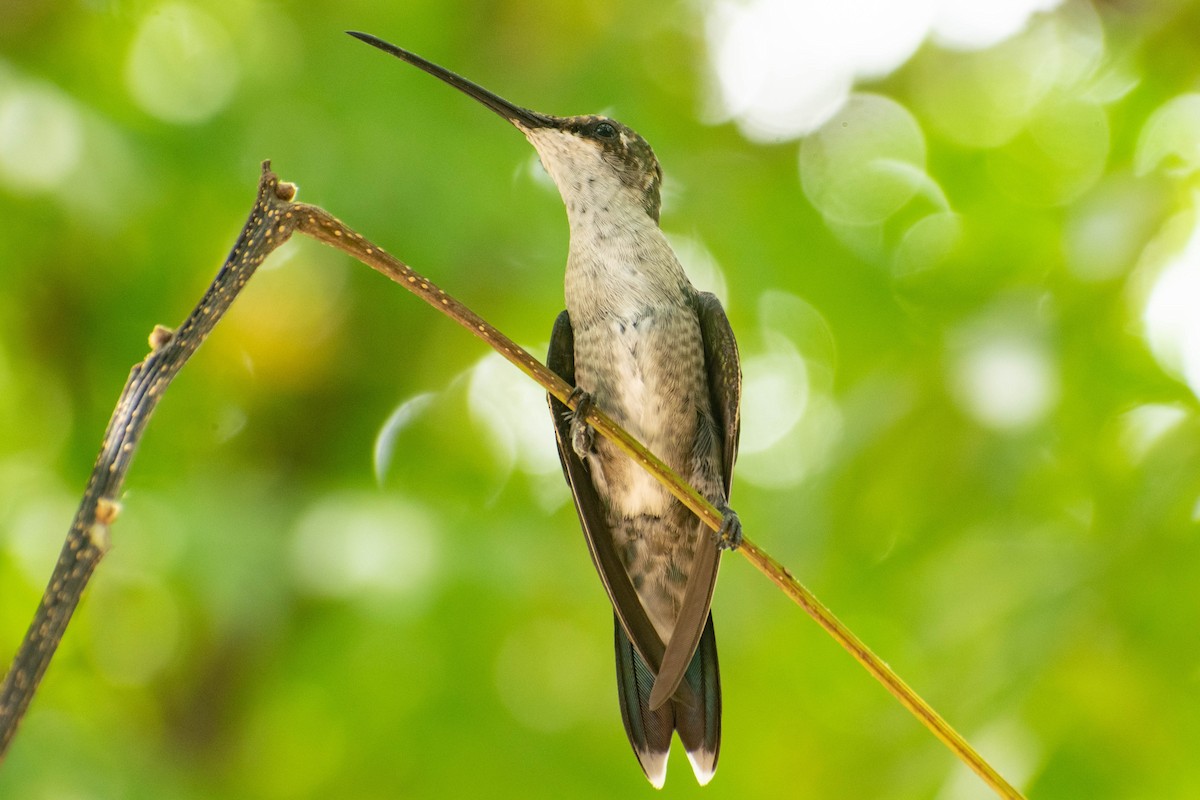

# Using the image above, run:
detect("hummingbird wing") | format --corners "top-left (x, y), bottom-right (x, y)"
top-left (547, 306), bottom-right (734, 786)
top-left (648, 291), bottom-right (742, 713)
top-left (548, 310), bottom-right (685, 784)
top-left (649, 525), bottom-right (718, 711)
top-left (695, 291), bottom-right (743, 490)
top-left (672, 291), bottom-right (741, 783)
top-left (546, 311), bottom-right (674, 674)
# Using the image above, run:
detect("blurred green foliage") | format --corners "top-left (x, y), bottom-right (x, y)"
top-left (3, 1), bottom-right (1200, 797)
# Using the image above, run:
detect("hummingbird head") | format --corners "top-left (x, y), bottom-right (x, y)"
top-left (522, 115), bottom-right (663, 225)
top-left (349, 32), bottom-right (664, 224)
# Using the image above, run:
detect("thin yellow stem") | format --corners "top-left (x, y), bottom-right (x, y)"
top-left (292, 196), bottom-right (1025, 800)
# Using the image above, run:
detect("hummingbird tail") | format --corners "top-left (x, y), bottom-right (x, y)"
top-left (675, 614), bottom-right (721, 784)
top-left (614, 614), bottom-right (721, 788)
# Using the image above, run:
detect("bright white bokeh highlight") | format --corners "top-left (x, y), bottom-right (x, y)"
top-left (949, 333), bottom-right (1059, 431)
top-left (738, 339), bottom-right (809, 456)
top-left (704, 0), bottom-right (1062, 140)
top-left (1141, 199), bottom-right (1200, 401)
top-left (125, 3), bottom-right (238, 124)
top-left (932, 0), bottom-right (1062, 50)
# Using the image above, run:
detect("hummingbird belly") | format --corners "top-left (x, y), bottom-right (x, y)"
top-left (573, 304), bottom-right (711, 640)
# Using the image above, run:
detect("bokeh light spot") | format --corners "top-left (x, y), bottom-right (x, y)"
top-left (911, 19), bottom-right (1062, 148)
top-left (739, 344), bottom-right (809, 456)
top-left (737, 291), bottom-right (841, 488)
top-left (0, 81), bottom-right (83, 193)
top-left (1141, 200), bottom-right (1200, 400)
top-left (932, 0), bottom-right (1061, 50)
top-left (704, 0), bottom-right (1063, 141)
top-left (950, 333), bottom-right (1056, 431)
top-left (986, 95), bottom-right (1109, 206)
top-left (125, 3), bottom-right (238, 124)
top-left (1135, 93), bottom-right (1200, 177)
top-left (290, 493), bottom-right (440, 606)
top-left (6, 488), bottom-right (78, 586)
top-left (374, 392), bottom-right (437, 484)
top-left (894, 211), bottom-right (963, 276)
top-left (1065, 174), bottom-right (1163, 283)
top-left (468, 351), bottom-right (561, 478)
top-left (667, 232), bottom-right (729, 305)
top-left (704, 0), bottom-right (934, 139)
top-left (1118, 404), bottom-right (1188, 464)
top-left (801, 93), bottom-right (928, 226)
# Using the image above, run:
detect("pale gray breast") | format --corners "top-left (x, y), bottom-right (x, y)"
top-left (574, 302), bottom-right (707, 517)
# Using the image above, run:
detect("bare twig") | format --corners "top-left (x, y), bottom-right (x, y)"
top-left (0, 164), bottom-right (1025, 799)
top-left (0, 163), bottom-right (300, 759)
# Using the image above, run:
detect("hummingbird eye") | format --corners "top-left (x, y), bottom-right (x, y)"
top-left (593, 121), bottom-right (617, 140)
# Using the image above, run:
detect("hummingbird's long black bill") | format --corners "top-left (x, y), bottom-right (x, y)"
top-left (347, 32), bottom-right (556, 131)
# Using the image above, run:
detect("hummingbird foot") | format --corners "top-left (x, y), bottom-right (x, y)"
top-left (567, 386), bottom-right (596, 458)
top-left (714, 505), bottom-right (742, 550)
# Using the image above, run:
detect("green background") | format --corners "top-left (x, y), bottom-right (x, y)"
top-left (3, 1), bottom-right (1200, 797)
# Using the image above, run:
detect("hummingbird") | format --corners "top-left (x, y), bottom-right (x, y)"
top-left (349, 32), bottom-right (743, 787)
